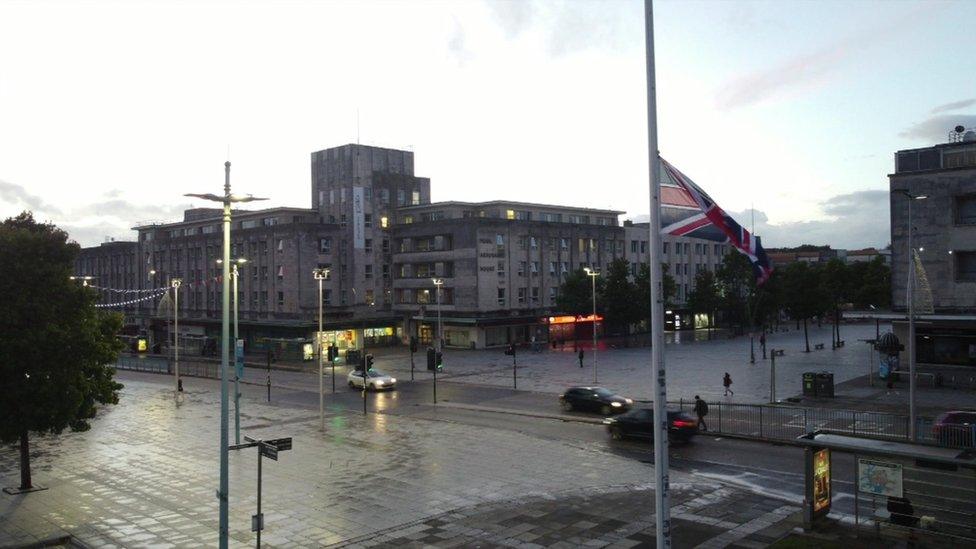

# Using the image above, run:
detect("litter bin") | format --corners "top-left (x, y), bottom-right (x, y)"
top-left (802, 372), bottom-right (817, 396)
top-left (815, 372), bottom-right (834, 398)
top-left (345, 349), bottom-right (361, 368)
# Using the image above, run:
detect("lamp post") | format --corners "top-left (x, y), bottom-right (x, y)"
top-left (583, 267), bottom-right (599, 383)
top-left (899, 189), bottom-right (927, 441)
top-left (185, 162), bottom-right (267, 549)
top-left (217, 258), bottom-right (248, 445)
top-left (313, 268), bottom-right (329, 431)
top-left (432, 279), bottom-right (444, 355)
top-left (171, 278), bottom-right (182, 393)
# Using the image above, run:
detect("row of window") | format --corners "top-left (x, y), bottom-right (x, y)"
top-left (318, 237), bottom-right (391, 254)
top-left (495, 287), bottom-right (558, 306)
top-left (323, 187), bottom-right (421, 207)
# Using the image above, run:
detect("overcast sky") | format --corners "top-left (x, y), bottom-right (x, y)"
top-left (1, 0), bottom-right (973, 249)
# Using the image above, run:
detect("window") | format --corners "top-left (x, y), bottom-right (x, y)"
top-left (530, 236), bottom-right (538, 248)
top-left (340, 188), bottom-right (346, 203)
top-left (531, 261), bottom-right (539, 275)
top-left (364, 187), bottom-right (372, 201)
top-left (518, 261), bottom-right (526, 276)
top-left (663, 242), bottom-right (669, 254)
top-left (531, 287), bottom-right (540, 304)
top-left (365, 289), bottom-right (374, 305)
top-left (589, 239), bottom-right (597, 251)
top-left (695, 243), bottom-right (702, 255)
top-left (381, 216), bottom-right (389, 229)
top-left (418, 289), bottom-right (431, 304)
top-left (547, 237), bottom-right (555, 250)
top-left (578, 238), bottom-right (586, 253)
top-left (382, 239), bottom-right (390, 253)
top-left (277, 266), bottom-right (284, 280)
top-left (364, 214), bottom-right (372, 228)
top-left (560, 238), bottom-right (569, 250)
top-left (549, 261), bottom-right (557, 276)
top-left (957, 251), bottom-right (976, 281)
top-left (365, 239), bottom-right (373, 253)
top-left (397, 189), bottom-right (406, 206)
top-left (380, 189), bottom-right (390, 204)
top-left (411, 190), bottom-right (421, 205)
top-left (957, 195), bottom-right (976, 225)
top-left (517, 287), bottom-right (526, 304)
top-left (506, 209), bottom-right (516, 220)
top-left (261, 266), bottom-right (268, 280)
top-left (323, 289), bottom-right (332, 305)
top-left (329, 190), bottom-right (335, 205)
top-left (251, 266), bottom-right (258, 281)
top-left (277, 239), bottom-right (284, 252)
top-left (263, 217), bottom-right (278, 226)
top-left (403, 215), bottom-right (413, 224)
top-left (277, 291), bottom-right (284, 308)
top-left (714, 244), bottom-right (722, 255)
top-left (674, 243), bottom-right (682, 255)
top-left (631, 262), bottom-right (638, 276)
top-left (497, 288), bottom-right (506, 306)
top-left (340, 290), bottom-right (347, 305)
top-left (497, 260), bottom-right (505, 277)
top-left (549, 287), bottom-right (557, 303)
top-left (260, 291), bottom-right (268, 307)
top-left (382, 264), bottom-right (390, 279)
top-left (631, 240), bottom-right (638, 253)
top-left (561, 262), bottom-right (569, 275)
top-left (365, 264), bottom-right (373, 279)
top-left (684, 243), bottom-right (690, 254)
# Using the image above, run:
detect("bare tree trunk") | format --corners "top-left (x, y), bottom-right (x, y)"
top-left (19, 430), bottom-right (32, 490)
top-left (804, 318), bottom-right (810, 353)
top-left (835, 307), bottom-right (841, 345)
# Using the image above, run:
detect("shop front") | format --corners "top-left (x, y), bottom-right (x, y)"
top-left (546, 314), bottom-right (604, 346)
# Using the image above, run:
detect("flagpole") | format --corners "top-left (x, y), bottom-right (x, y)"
top-left (644, 1), bottom-right (670, 547)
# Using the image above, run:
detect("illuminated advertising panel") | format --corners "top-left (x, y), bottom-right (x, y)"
top-left (812, 448), bottom-right (831, 516)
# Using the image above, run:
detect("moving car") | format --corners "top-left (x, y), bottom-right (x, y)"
top-left (604, 408), bottom-right (698, 442)
top-left (932, 410), bottom-right (976, 448)
top-left (559, 386), bottom-right (633, 415)
top-left (347, 369), bottom-right (397, 391)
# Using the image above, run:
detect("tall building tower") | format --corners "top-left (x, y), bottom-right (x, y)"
top-left (310, 144), bottom-right (431, 311)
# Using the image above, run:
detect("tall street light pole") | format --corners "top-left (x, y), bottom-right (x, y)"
top-left (171, 278), bottom-right (182, 393)
top-left (185, 162), bottom-right (267, 549)
top-left (645, 1), bottom-right (671, 545)
top-left (433, 278), bottom-right (444, 355)
top-left (583, 268), bottom-right (599, 383)
top-left (900, 190), bottom-right (927, 441)
top-left (313, 268), bottom-right (329, 431)
top-left (218, 258), bottom-right (248, 445)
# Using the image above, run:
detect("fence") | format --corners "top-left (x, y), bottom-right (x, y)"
top-left (672, 400), bottom-right (976, 450)
top-left (113, 354), bottom-right (221, 379)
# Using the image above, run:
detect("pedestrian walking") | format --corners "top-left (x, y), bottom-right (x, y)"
top-left (694, 395), bottom-right (709, 431)
top-left (723, 372), bottom-right (734, 396)
top-left (578, 349), bottom-right (584, 368)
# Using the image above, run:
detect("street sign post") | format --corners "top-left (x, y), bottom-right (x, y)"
top-left (230, 435), bottom-right (293, 548)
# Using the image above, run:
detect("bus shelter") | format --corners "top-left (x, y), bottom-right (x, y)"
top-left (797, 431), bottom-right (976, 545)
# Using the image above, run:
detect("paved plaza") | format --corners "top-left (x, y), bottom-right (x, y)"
top-left (1, 371), bottom-right (803, 548)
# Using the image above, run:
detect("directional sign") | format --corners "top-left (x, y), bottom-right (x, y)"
top-left (265, 437), bottom-right (292, 452)
top-left (259, 443), bottom-right (278, 461)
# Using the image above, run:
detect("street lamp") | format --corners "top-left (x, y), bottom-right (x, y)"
top-left (583, 267), bottom-right (599, 383)
top-left (217, 257), bottom-right (248, 445)
top-left (69, 275), bottom-right (95, 287)
top-left (185, 162), bottom-right (267, 549)
top-left (432, 279), bottom-right (444, 355)
top-left (171, 278), bottom-right (182, 394)
top-left (899, 189), bottom-right (927, 441)
top-left (312, 267), bottom-right (330, 431)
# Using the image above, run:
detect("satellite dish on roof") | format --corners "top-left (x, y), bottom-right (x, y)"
top-left (955, 125), bottom-right (965, 133)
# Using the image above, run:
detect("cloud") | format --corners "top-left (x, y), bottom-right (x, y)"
top-left (930, 98), bottom-right (976, 114)
top-left (447, 16), bottom-right (473, 66)
top-left (0, 178), bottom-right (63, 216)
top-left (486, 0), bottom-right (534, 39)
top-left (900, 113), bottom-right (976, 141)
top-left (626, 189), bottom-right (890, 249)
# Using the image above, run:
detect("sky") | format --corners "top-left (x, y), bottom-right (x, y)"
top-left (1, 0), bottom-right (974, 249)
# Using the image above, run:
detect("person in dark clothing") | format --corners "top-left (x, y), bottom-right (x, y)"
top-left (723, 372), bottom-right (734, 396)
top-left (887, 496), bottom-right (919, 528)
top-left (694, 395), bottom-right (708, 431)
top-left (578, 349), bottom-right (584, 368)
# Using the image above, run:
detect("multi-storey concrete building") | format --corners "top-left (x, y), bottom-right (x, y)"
top-left (889, 134), bottom-right (976, 366)
top-left (75, 144), bottom-right (732, 353)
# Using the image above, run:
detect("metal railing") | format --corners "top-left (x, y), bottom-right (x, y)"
top-left (113, 354), bottom-right (221, 379)
top-left (672, 400), bottom-right (976, 450)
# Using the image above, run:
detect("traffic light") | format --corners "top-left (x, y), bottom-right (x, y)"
top-left (366, 354), bottom-right (374, 370)
top-left (436, 352), bottom-right (443, 370)
top-left (409, 336), bottom-right (418, 353)
top-left (327, 345), bottom-right (337, 362)
top-left (426, 347), bottom-right (435, 371)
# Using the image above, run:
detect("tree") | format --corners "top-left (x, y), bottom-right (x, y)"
top-left (634, 262), bottom-right (676, 329)
top-left (848, 257), bottom-right (891, 309)
top-left (0, 212), bottom-right (124, 491)
top-left (600, 258), bottom-right (641, 334)
top-left (715, 250), bottom-right (756, 330)
top-left (780, 261), bottom-right (824, 352)
top-left (819, 259), bottom-right (849, 347)
top-left (686, 270), bottom-right (721, 330)
top-left (556, 268), bottom-right (602, 316)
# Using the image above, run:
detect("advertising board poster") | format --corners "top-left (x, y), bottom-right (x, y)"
top-left (857, 459), bottom-right (903, 498)
top-left (813, 448), bottom-right (831, 515)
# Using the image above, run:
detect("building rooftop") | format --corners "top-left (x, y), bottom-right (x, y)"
top-left (132, 207), bottom-right (317, 230)
top-left (893, 139), bottom-right (976, 175)
top-left (395, 200), bottom-right (625, 215)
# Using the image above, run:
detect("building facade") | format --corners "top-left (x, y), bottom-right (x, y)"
top-left (889, 136), bottom-right (976, 366)
top-left (75, 144), bottom-right (731, 353)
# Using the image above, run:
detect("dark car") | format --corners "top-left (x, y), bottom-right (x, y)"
top-left (605, 408), bottom-right (698, 443)
top-left (932, 411), bottom-right (976, 448)
top-left (560, 386), bottom-right (633, 415)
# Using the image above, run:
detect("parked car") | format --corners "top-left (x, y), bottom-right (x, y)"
top-left (604, 408), bottom-right (698, 442)
top-left (932, 411), bottom-right (976, 448)
top-left (559, 386), bottom-right (633, 415)
top-left (347, 369), bottom-right (397, 391)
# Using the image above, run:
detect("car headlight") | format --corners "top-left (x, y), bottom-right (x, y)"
top-left (390, 378), bottom-right (396, 383)
top-left (611, 402), bottom-right (622, 407)
top-left (624, 398), bottom-right (633, 404)
top-left (374, 381), bottom-right (384, 386)
top-left (603, 418), bottom-right (614, 425)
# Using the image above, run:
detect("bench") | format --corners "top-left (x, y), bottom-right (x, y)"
top-left (814, 343), bottom-right (825, 350)
top-left (772, 349), bottom-right (785, 357)
top-left (915, 372), bottom-right (936, 386)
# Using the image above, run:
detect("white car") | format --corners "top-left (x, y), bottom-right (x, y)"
top-left (347, 369), bottom-right (397, 391)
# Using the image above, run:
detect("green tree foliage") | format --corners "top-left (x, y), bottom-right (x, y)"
top-left (847, 257), bottom-right (891, 309)
top-left (715, 250), bottom-right (757, 329)
top-left (556, 268), bottom-right (603, 316)
top-left (634, 262), bottom-right (675, 327)
top-left (780, 261), bottom-right (825, 352)
top-left (686, 270), bottom-right (721, 328)
top-left (601, 258), bottom-right (641, 334)
top-left (819, 259), bottom-right (849, 346)
top-left (0, 212), bottom-right (124, 490)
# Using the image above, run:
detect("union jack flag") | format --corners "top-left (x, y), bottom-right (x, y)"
top-left (660, 158), bottom-right (773, 285)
